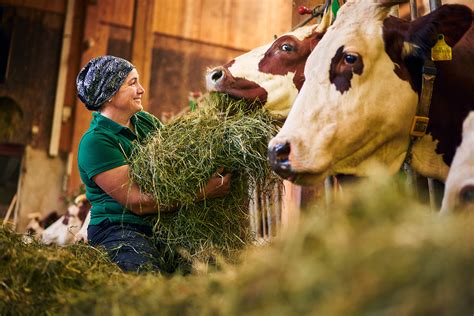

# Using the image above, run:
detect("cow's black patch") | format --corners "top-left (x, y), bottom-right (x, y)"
top-left (329, 46), bottom-right (364, 94)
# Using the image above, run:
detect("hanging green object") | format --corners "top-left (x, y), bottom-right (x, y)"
top-left (332, 0), bottom-right (340, 19)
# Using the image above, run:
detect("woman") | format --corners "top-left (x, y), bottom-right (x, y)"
top-left (76, 55), bottom-right (231, 272)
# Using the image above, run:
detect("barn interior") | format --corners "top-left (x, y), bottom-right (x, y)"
top-left (0, 0), bottom-right (327, 232)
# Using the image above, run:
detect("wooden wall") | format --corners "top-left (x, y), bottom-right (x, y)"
top-left (68, 0), bottom-right (298, 192)
top-left (0, 0), bottom-right (327, 199)
top-left (0, 4), bottom-right (64, 148)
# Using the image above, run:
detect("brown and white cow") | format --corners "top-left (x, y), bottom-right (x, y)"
top-left (441, 112), bottom-right (474, 213)
top-left (268, 1), bottom-right (473, 185)
top-left (206, 24), bottom-right (324, 118)
top-left (40, 194), bottom-right (90, 246)
top-left (25, 211), bottom-right (60, 237)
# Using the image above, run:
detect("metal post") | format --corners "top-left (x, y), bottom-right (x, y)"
top-left (324, 176), bottom-right (334, 208)
top-left (429, 0), bottom-right (442, 11)
top-left (427, 0), bottom-right (442, 212)
top-left (409, 0), bottom-right (418, 20)
top-left (427, 178), bottom-right (438, 211)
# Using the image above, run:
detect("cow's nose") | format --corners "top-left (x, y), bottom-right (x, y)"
top-left (268, 142), bottom-right (295, 179)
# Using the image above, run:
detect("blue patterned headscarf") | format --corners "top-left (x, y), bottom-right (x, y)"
top-left (76, 56), bottom-right (134, 111)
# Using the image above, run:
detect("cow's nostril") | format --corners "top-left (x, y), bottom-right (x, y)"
top-left (268, 142), bottom-right (295, 180)
top-left (211, 69), bottom-right (224, 82)
top-left (274, 142), bottom-right (291, 163)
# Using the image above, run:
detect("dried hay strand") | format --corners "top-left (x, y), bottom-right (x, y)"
top-left (0, 226), bottom-right (120, 315)
top-left (128, 93), bottom-right (282, 272)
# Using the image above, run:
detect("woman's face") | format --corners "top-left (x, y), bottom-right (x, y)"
top-left (111, 68), bottom-right (145, 114)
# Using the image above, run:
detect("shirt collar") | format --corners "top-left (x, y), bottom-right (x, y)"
top-left (92, 112), bottom-right (136, 135)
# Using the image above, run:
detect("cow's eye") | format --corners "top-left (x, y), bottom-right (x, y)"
top-left (281, 44), bottom-right (294, 52)
top-left (344, 54), bottom-right (358, 64)
top-left (460, 186), bottom-right (474, 204)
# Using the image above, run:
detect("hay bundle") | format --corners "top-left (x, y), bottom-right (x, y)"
top-left (128, 93), bottom-right (281, 271)
top-left (0, 226), bottom-right (120, 315)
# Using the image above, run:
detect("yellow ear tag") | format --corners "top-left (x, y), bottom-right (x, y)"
top-left (431, 34), bottom-right (452, 61)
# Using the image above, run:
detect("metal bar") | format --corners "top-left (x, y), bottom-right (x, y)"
top-left (427, 178), bottom-right (438, 211)
top-left (409, 0), bottom-right (418, 20)
top-left (324, 176), bottom-right (334, 208)
top-left (429, 0), bottom-right (442, 11)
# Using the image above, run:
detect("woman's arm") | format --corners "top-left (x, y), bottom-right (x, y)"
top-left (93, 165), bottom-right (231, 215)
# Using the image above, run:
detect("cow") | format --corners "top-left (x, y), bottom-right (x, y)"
top-left (268, 1), bottom-right (473, 187)
top-left (25, 211), bottom-right (60, 237)
top-left (206, 24), bottom-right (324, 118)
top-left (40, 194), bottom-right (90, 246)
top-left (441, 112), bottom-right (474, 213)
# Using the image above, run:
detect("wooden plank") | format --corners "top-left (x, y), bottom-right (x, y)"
top-left (59, 0), bottom-right (87, 152)
top-left (147, 33), bottom-right (245, 121)
top-left (49, 0), bottom-right (75, 157)
top-left (153, 0), bottom-right (292, 51)
top-left (0, 0), bottom-right (65, 14)
top-left (131, 0), bottom-right (156, 110)
top-left (68, 0), bottom-right (111, 193)
top-left (103, 0), bottom-right (134, 27)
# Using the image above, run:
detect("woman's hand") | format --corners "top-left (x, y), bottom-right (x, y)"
top-left (199, 167), bottom-right (232, 200)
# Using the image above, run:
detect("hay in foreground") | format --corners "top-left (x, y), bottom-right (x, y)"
top-left (0, 227), bottom-right (120, 315)
top-left (61, 176), bottom-right (474, 315)
top-left (3, 177), bottom-right (474, 315)
top-left (128, 93), bottom-right (281, 272)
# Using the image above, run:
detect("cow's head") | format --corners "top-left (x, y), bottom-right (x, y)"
top-left (41, 195), bottom-right (90, 246)
top-left (268, 1), bottom-right (471, 184)
top-left (206, 25), bottom-right (323, 118)
top-left (441, 112), bottom-right (474, 213)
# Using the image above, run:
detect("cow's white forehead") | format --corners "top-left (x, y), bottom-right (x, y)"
top-left (281, 24), bottom-right (318, 41)
top-left (230, 24), bottom-right (318, 75)
top-left (305, 1), bottom-right (388, 80)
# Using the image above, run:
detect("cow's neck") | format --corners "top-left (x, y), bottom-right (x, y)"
top-left (409, 26), bottom-right (474, 182)
top-left (410, 134), bottom-right (449, 181)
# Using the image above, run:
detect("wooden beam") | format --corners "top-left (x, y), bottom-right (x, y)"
top-left (68, 0), bottom-right (111, 194)
top-left (130, 0), bottom-right (156, 111)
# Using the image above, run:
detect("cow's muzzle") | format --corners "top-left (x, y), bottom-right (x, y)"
top-left (268, 142), bottom-right (295, 180)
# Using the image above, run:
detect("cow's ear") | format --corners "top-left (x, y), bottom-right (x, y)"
top-left (406, 5), bottom-right (471, 57)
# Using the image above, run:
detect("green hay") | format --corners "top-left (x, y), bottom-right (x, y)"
top-left (0, 227), bottom-right (120, 316)
top-left (128, 93), bottom-right (282, 272)
top-left (3, 177), bottom-right (474, 315)
top-left (61, 177), bottom-right (474, 315)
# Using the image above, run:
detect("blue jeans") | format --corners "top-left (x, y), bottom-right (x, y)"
top-left (88, 220), bottom-right (161, 273)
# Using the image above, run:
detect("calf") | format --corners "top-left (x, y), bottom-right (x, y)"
top-left (268, 1), bottom-right (473, 185)
top-left (25, 211), bottom-right (60, 237)
top-left (441, 112), bottom-right (474, 213)
top-left (206, 24), bottom-right (323, 118)
top-left (41, 195), bottom-right (90, 246)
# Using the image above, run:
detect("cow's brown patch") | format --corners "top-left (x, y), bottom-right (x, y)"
top-left (258, 33), bottom-right (322, 90)
top-left (329, 46), bottom-right (364, 94)
top-left (382, 5), bottom-right (473, 166)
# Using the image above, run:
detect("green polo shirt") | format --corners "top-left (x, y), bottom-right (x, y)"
top-left (78, 111), bottom-right (162, 226)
